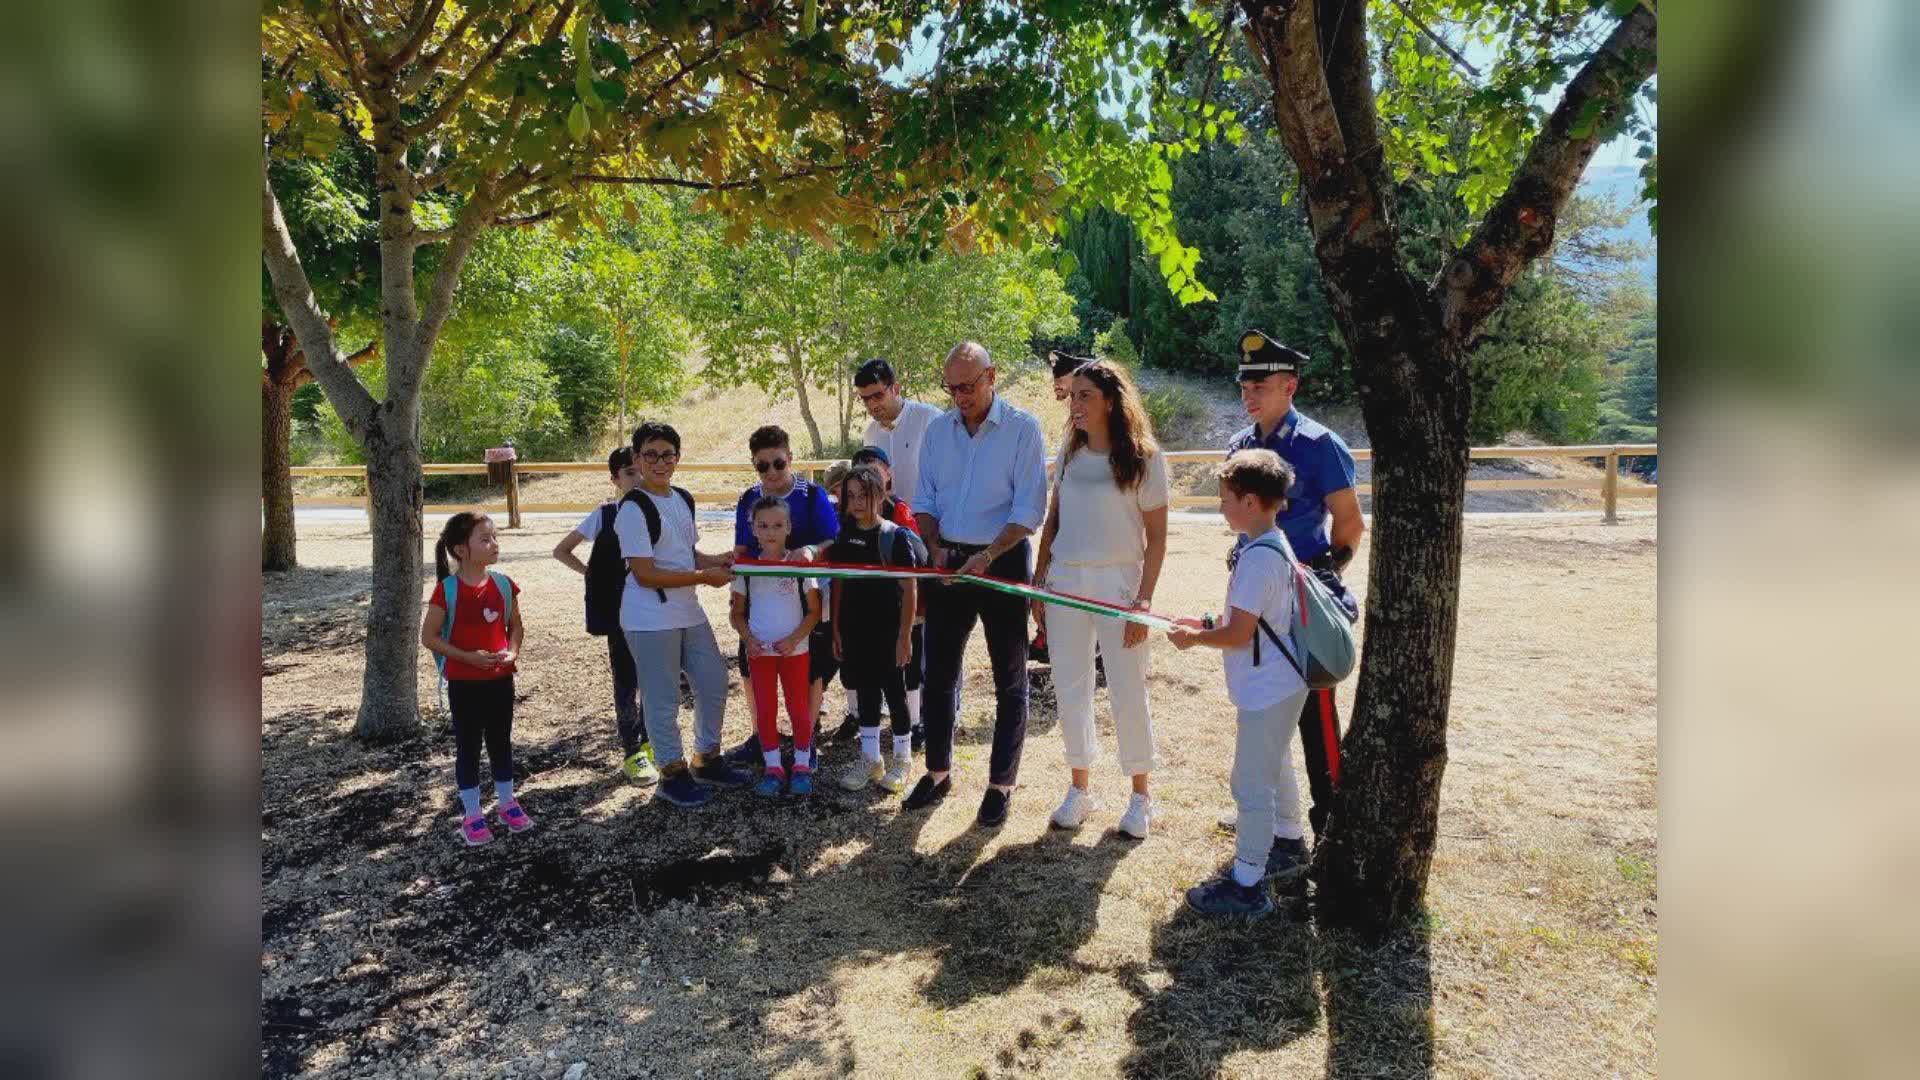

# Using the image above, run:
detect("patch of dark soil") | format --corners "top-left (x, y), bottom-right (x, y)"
top-left (399, 844), bottom-right (792, 963)
top-left (261, 985), bottom-right (362, 1078)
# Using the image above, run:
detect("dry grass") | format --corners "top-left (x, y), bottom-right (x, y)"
top-left (262, 511), bottom-right (1656, 1080)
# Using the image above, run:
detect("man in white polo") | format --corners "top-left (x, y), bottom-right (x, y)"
top-left (856, 357), bottom-right (941, 515)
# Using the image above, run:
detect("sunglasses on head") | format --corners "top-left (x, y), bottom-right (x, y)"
top-left (754, 457), bottom-right (789, 473)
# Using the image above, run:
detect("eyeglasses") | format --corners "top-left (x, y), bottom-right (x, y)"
top-left (943, 369), bottom-right (992, 397)
top-left (858, 387), bottom-right (890, 405)
top-left (754, 457), bottom-right (790, 473)
top-left (638, 450), bottom-right (678, 464)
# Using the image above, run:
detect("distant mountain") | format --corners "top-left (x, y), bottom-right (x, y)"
top-left (1575, 163), bottom-right (1656, 286)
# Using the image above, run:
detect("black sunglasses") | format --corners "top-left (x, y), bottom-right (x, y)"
top-left (754, 457), bottom-right (790, 473)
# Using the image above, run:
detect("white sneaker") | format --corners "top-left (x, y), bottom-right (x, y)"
top-left (1118, 793), bottom-right (1155, 839)
top-left (840, 757), bottom-right (883, 791)
top-left (1050, 785), bottom-right (1097, 830)
top-left (880, 757), bottom-right (911, 793)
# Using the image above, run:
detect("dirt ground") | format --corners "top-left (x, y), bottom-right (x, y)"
top-left (261, 511), bottom-right (1657, 1079)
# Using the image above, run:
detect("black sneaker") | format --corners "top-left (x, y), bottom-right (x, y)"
top-left (725, 733), bottom-right (761, 766)
top-left (1029, 632), bottom-right (1050, 666)
top-left (1265, 836), bottom-right (1310, 885)
top-left (902, 774), bottom-right (951, 810)
top-left (828, 713), bottom-right (861, 743)
top-left (691, 755), bottom-right (753, 787)
top-left (977, 787), bottom-right (1012, 827)
top-left (909, 724), bottom-right (925, 754)
top-left (1185, 873), bottom-right (1276, 918)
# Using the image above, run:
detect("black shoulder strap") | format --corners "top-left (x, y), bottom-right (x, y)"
top-left (674, 485), bottom-right (694, 517)
top-left (1254, 616), bottom-right (1304, 677)
top-left (875, 519), bottom-right (897, 567)
top-left (599, 502), bottom-right (617, 536)
top-left (622, 489), bottom-right (671, 603)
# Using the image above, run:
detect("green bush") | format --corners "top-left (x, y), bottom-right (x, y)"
top-left (1095, 318), bottom-right (1141, 367)
top-left (1141, 384), bottom-right (1206, 447)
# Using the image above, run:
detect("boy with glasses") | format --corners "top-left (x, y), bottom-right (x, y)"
top-left (617, 422), bottom-right (744, 807)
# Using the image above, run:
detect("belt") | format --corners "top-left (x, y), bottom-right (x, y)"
top-left (942, 540), bottom-right (992, 555)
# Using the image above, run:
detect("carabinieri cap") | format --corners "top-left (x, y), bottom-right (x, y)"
top-left (1237, 329), bottom-right (1309, 380)
top-left (1048, 349), bottom-right (1096, 377)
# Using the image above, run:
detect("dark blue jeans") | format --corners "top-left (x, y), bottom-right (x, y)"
top-left (922, 540), bottom-right (1031, 785)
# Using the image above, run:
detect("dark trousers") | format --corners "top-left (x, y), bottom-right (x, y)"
top-left (922, 540), bottom-right (1031, 785)
top-left (448, 676), bottom-right (515, 790)
top-left (857, 666), bottom-right (912, 737)
top-left (1297, 687), bottom-right (1341, 840)
top-left (605, 632), bottom-right (648, 754)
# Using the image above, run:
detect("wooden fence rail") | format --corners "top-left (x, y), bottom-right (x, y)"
top-left (291, 443), bottom-right (1656, 526)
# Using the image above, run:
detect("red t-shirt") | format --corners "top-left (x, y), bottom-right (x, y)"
top-left (428, 573), bottom-right (521, 681)
top-left (887, 498), bottom-right (920, 533)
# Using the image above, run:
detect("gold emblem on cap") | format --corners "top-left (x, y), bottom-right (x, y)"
top-left (1241, 332), bottom-right (1264, 355)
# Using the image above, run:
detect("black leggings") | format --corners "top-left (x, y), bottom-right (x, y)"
top-left (606, 632), bottom-right (648, 754)
top-left (856, 666), bottom-right (911, 737)
top-left (448, 676), bottom-right (515, 790)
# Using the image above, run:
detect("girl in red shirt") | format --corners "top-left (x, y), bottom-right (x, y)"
top-left (421, 512), bottom-right (529, 846)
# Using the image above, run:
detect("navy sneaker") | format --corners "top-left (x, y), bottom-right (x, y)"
top-left (655, 772), bottom-right (713, 809)
top-left (753, 768), bottom-right (786, 799)
top-left (1185, 873), bottom-right (1276, 918)
top-left (692, 755), bottom-right (753, 787)
top-left (1265, 836), bottom-right (1310, 885)
top-left (788, 768), bottom-right (815, 797)
top-left (977, 787), bottom-right (1012, 827)
top-left (725, 733), bottom-right (761, 766)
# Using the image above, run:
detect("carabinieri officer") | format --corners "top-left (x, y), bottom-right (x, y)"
top-left (1226, 329), bottom-right (1365, 844)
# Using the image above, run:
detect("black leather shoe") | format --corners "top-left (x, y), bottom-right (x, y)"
top-left (902, 774), bottom-right (951, 810)
top-left (977, 787), bottom-right (1012, 827)
top-left (828, 713), bottom-right (861, 743)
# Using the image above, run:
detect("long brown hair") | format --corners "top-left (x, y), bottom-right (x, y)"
top-left (1062, 360), bottom-right (1158, 490)
top-left (434, 512), bottom-right (490, 580)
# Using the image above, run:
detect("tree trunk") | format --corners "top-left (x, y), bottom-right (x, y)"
top-left (354, 396), bottom-right (426, 741)
top-left (1316, 319), bottom-right (1472, 930)
top-left (262, 366), bottom-right (301, 572)
top-left (784, 339), bottom-right (826, 456)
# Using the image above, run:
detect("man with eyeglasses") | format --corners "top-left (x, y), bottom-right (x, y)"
top-left (724, 424), bottom-right (841, 767)
top-left (902, 342), bottom-right (1049, 827)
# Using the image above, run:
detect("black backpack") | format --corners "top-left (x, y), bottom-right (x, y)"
top-left (584, 503), bottom-right (625, 636)
top-left (619, 485), bottom-right (697, 605)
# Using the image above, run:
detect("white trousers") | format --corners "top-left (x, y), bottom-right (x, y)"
top-left (1047, 563), bottom-right (1159, 777)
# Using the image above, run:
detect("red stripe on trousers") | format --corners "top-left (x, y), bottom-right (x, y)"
top-left (1319, 688), bottom-right (1340, 787)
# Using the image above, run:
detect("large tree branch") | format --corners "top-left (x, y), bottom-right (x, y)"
top-left (396, 3), bottom-right (480, 95)
top-left (262, 159), bottom-right (378, 441)
top-left (1437, 5), bottom-right (1656, 344)
top-left (1319, 0), bottom-right (1390, 203)
top-left (1240, 0), bottom-right (1347, 175)
top-left (389, 0), bottom-right (447, 73)
top-left (575, 165), bottom-right (845, 191)
top-left (410, 195), bottom-right (496, 368)
top-left (402, 8), bottom-right (531, 140)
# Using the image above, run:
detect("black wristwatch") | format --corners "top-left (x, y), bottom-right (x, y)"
top-left (1201, 613), bottom-right (1216, 630)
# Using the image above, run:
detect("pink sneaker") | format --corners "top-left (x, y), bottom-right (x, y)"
top-left (496, 800), bottom-right (535, 834)
top-left (461, 814), bottom-right (494, 846)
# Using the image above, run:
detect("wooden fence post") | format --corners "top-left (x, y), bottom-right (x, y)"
top-left (1603, 448), bottom-right (1620, 524)
top-left (506, 461), bottom-right (522, 528)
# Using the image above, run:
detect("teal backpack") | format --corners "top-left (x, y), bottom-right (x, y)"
top-left (1241, 537), bottom-right (1358, 688)
top-left (435, 570), bottom-right (515, 712)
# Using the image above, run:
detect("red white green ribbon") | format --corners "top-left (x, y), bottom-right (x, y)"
top-left (732, 559), bottom-right (1175, 630)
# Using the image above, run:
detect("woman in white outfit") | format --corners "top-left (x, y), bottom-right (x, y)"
top-left (1031, 359), bottom-right (1169, 838)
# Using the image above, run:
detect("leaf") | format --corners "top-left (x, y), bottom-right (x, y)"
top-left (597, 0), bottom-right (639, 24)
top-left (801, 0), bottom-right (818, 37)
top-left (568, 101), bottom-right (591, 141)
top-left (876, 42), bottom-right (902, 70)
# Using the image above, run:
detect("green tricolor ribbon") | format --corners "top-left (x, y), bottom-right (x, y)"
top-left (732, 560), bottom-right (1175, 631)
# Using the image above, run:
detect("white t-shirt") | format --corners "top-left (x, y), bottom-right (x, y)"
top-left (614, 489), bottom-right (707, 633)
top-left (729, 567), bottom-right (817, 653)
top-left (863, 398), bottom-right (941, 515)
top-left (1049, 447), bottom-right (1169, 567)
top-left (573, 504), bottom-right (612, 541)
top-left (1222, 529), bottom-right (1307, 710)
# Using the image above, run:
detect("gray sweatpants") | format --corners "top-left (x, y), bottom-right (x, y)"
top-left (1232, 689), bottom-right (1311, 872)
top-left (625, 620), bottom-right (730, 768)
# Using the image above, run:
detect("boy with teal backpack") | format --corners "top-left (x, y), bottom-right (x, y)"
top-left (1169, 449), bottom-right (1356, 916)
